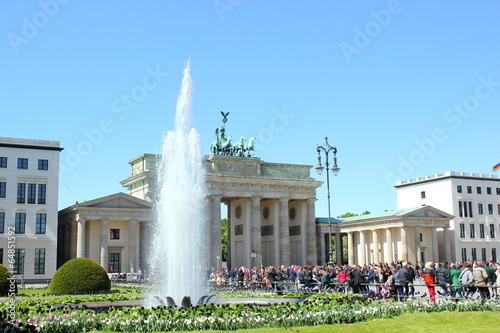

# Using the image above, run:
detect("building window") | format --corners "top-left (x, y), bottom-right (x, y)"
top-left (15, 213), bottom-right (26, 234)
top-left (478, 203), bottom-right (483, 214)
top-left (109, 253), bottom-right (120, 273)
top-left (460, 201), bottom-right (474, 218)
top-left (459, 223), bottom-right (465, 238)
top-left (480, 224), bottom-right (485, 238)
top-left (487, 187), bottom-right (492, 195)
top-left (0, 182), bottom-right (6, 198)
top-left (13, 249), bottom-right (25, 275)
top-left (420, 233), bottom-right (423, 242)
top-left (34, 248), bottom-right (45, 274)
top-left (492, 248), bottom-right (497, 263)
top-left (17, 183), bottom-right (26, 203)
top-left (471, 248), bottom-right (477, 261)
top-left (27, 183), bottom-right (36, 204)
top-left (488, 204), bottom-right (493, 215)
top-left (17, 158), bottom-right (28, 169)
top-left (420, 191), bottom-right (426, 199)
top-left (490, 224), bottom-right (496, 238)
top-left (37, 159), bottom-right (48, 170)
top-left (461, 248), bottom-right (467, 263)
top-left (0, 212), bottom-right (4, 233)
top-left (470, 224), bottom-right (476, 238)
top-left (0, 157), bottom-right (7, 168)
top-left (110, 229), bottom-right (120, 239)
top-left (497, 188), bottom-right (500, 195)
top-left (481, 248), bottom-right (487, 261)
top-left (477, 187), bottom-right (482, 194)
top-left (36, 213), bottom-right (47, 234)
top-left (459, 201), bottom-right (463, 217)
top-left (469, 201), bottom-right (473, 217)
top-left (498, 204), bottom-right (500, 215)
top-left (457, 185), bottom-right (462, 193)
top-left (467, 186), bottom-right (472, 194)
top-left (37, 184), bottom-right (46, 204)
top-left (0, 249), bottom-right (3, 264)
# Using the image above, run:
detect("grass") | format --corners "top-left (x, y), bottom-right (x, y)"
top-left (98, 311), bottom-right (497, 333)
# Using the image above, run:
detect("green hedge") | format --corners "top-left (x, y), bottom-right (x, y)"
top-left (0, 264), bottom-right (17, 295)
top-left (49, 258), bottom-right (111, 294)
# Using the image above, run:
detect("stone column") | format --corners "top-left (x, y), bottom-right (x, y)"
top-left (431, 227), bottom-right (439, 261)
top-left (70, 221), bottom-right (77, 259)
top-left (372, 230), bottom-right (379, 264)
top-left (76, 216), bottom-right (86, 258)
top-left (414, 226), bottom-right (421, 264)
top-left (347, 232), bottom-right (355, 265)
top-left (129, 219), bottom-right (137, 272)
top-left (211, 196), bottom-right (222, 271)
top-left (335, 231), bottom-right (342, 265)
top-left (250, 197), bottom-right (262, 268)
top-left (443, 226), bottom-right (451, 261)
top-left (306, 199), bottom-right (318, 265)
top-left (358, 230), bottom-right (366, 266)
top-left (279, 199), bottom-right (290, 266)
top-left (385, 228), bottom-right (393, 263)
top-left (99, 219), bottom-right (109, 270)
top-left (401, 227), bottom-right (408, 261)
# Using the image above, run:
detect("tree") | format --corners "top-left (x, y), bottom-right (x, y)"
top-left (221, 218), bottom-right (228, 262)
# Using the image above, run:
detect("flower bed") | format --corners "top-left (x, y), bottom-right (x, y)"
top-left (1, 292), bottom-right (499, 332)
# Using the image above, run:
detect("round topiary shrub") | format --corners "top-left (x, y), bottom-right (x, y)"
top-left (0, 264), bottom-right (17, 296)
top-left (49, 258), bottom-right (111, 294)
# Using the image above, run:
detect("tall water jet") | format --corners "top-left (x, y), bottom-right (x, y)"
top-left (147, 60), bottom-right (208, 305)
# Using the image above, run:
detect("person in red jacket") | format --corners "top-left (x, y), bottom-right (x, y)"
top-left (422, 261), bottom-right (436, 302)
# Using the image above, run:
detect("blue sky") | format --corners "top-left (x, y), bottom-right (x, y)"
top-left (1, 0), bottom-right (500, 218)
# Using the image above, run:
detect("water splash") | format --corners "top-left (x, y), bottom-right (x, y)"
top-left (147, 60), bottom-right (208, 305)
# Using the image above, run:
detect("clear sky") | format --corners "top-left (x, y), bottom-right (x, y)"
top-left (1, 1), bottom-right (500, 218)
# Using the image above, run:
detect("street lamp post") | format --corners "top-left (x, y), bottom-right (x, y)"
top-left (315, 137), bottom-right (340, 267)
top-left (20, 249), bottom-right (26, 288)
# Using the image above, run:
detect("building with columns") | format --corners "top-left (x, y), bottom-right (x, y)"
top-left (57, 193), bottom-right (151, 273)
top-left (396, 171), bottom-right (500, 263)
top-left (316, 206), bottom-right (453, 266)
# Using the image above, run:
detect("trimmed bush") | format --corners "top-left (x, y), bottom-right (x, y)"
top-left (49, 258), bottom-right (111, 294)
top-left (0, 263), bottom-right (17, 295)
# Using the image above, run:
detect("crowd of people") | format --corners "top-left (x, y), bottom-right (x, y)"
top-left (208, 260), bottom-right (500, 301)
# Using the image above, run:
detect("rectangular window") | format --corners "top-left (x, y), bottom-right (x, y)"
top-left (0, 212), bottom-right (4, 233)
top-left (464, 201), bottom-right (468, 217)
top-left (0, 182), bottom-right (6, 198)
top-left (477, 186), bottom-right (482, 194)
top-left (498, 204), bottom-right (500, 215)
top-left (37, 159), bottom-right (48, 170)
top-left (461, 248), bottom-right (467, 263)
top-left (0, 157), bottom-right (7, 168)
top-left (457, 185), bottom-right (462, 193)
top-left (420, 233), bottom-right (423, 242)
top-left (17, 183), bottom-right (26, 203)
top-left (488, 204), bottom-right (493, 215)
top-left (487, 187), bottom-right (492, 195)
top-left (478, 203), bottom-right (483, 214)
top-left (481, 248), bottom-right (487, 261)
top-left (36, 213), bottom-right (46, 234)
top-left (460, 223), bottom-right (465, 238)
top-left (469, 201), bottom-right (473, 217)
top-left (110, 229), bottom-right (120, 240)
top-left (27, 183), bottom-right (36, 204)
top-left (15, 213), bottom-right (26, 234)
top-left (467, 186), bottom-right (472, 194)
top-left (497, 188), bottom-right (500, 195)
top-left (109, 253), bottom-right (120, 273)
top-left (470, 224), bottom-right (476, 238)
top-left (472, 248), bottom-right (477, 261)
top-left (459, 201), bottom-right (463, 217)
top-left (491, 224), bottom-right (496, 238)
top-left (0, 248), bottom-right (3, 265)
top-left (13, 249), bottom-right (25, 275)
top-left (480, 224), bottom-right (485, 238)
top-left (34, 248), bottom-right (45, 274)
top-left (17, 158), bottom-right (28, 169)
top-left (420, 191), bottom-right (426, 199)
top-left (37, 184), bottom-right (46, 204)
top-left (492, 248), bottom-right (497, 263)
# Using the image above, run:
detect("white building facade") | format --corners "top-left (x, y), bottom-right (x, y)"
top-left (0, 137), bottom-right (62, 282)
top-left (396, 171), bottom-right (500, 263)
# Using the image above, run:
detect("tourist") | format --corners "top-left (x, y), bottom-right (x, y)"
top-left (422, 261), bottom-right (436, 302)
top-left (473, 260), bottom-right (489, 300)
top-left (449, 263), bottom-right (461, 298)
top-left (435, 261), bottom-right (452, 297)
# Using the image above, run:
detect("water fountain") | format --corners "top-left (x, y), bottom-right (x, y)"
top-left (147, 59), bottom-right (209, 307)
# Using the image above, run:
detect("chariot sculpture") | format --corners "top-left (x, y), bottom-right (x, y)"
top-left (209, 111), bottom-right (256, 157)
